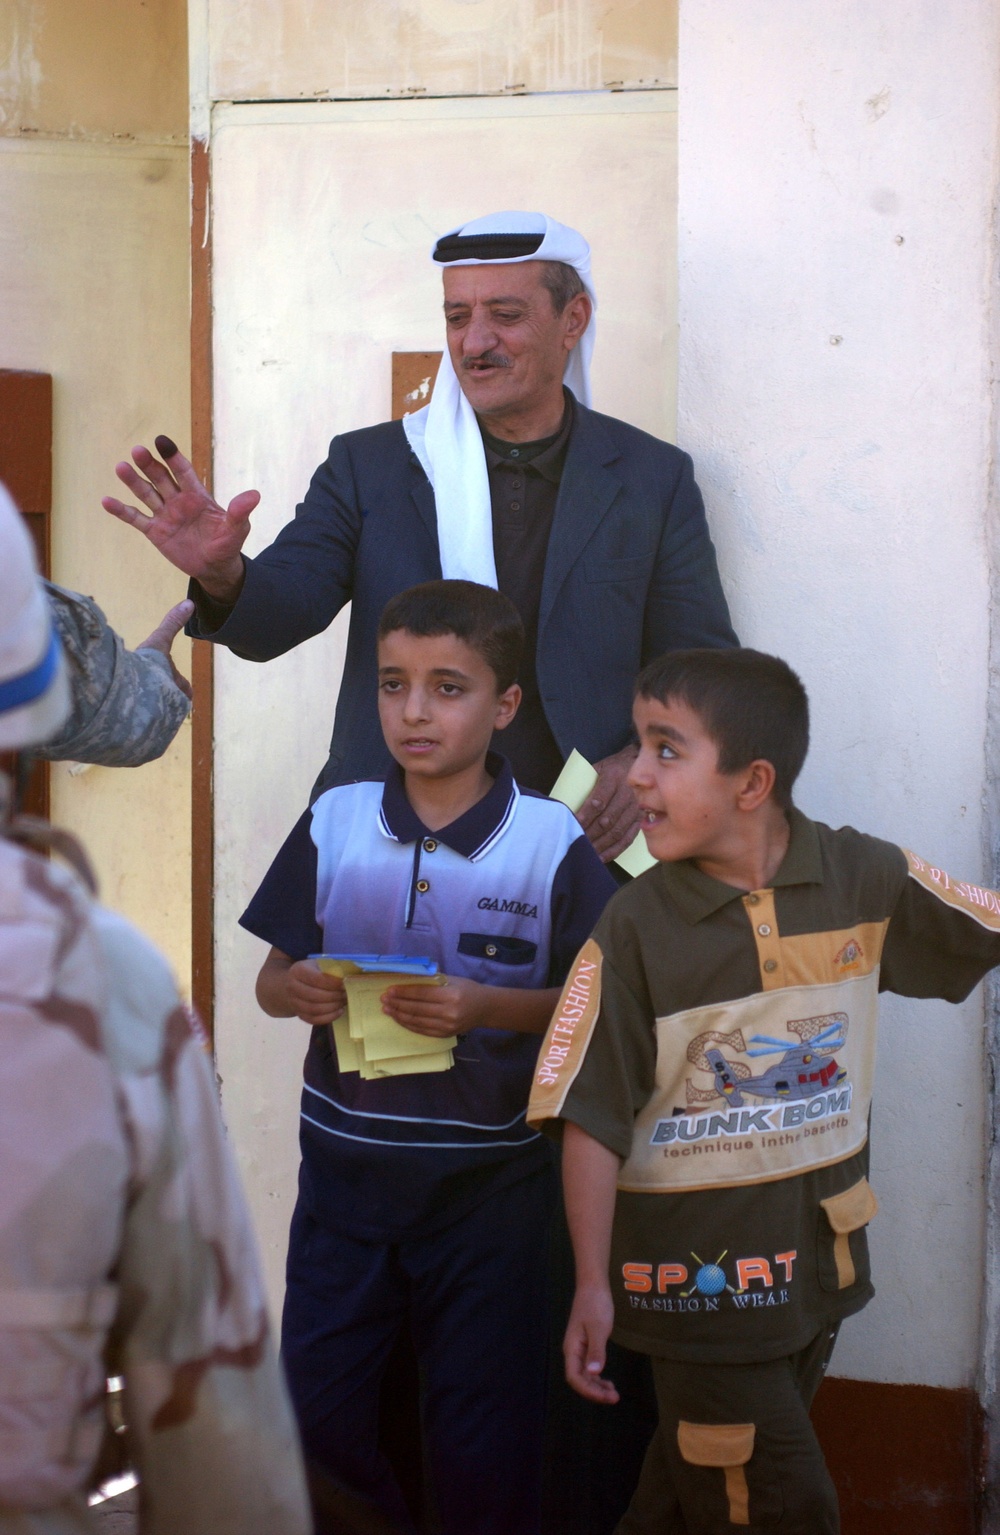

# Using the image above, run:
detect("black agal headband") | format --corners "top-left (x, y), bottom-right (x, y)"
top-left (432, 231), bottom-right (546, 264)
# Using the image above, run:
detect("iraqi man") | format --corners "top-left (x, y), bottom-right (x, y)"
top-left (103, 210), bottom-right (737, 862)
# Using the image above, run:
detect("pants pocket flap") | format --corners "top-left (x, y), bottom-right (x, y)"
top-left (677, 1421), bottom-right (755, 1467)
top-left (820, 1177), bottom-right (878, 1234)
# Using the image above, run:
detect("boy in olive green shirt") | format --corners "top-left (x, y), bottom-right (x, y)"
top-left (529, 647), bottom-right (1000, 1534)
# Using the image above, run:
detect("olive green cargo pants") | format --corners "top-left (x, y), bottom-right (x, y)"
top-left (616, 1326), bottom-right (840, 1535)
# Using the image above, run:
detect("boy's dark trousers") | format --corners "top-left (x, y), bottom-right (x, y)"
top-left (281, 1163), bottom-right (555, 1535)
top-left (616, 1326), bottom-right (840, 1535)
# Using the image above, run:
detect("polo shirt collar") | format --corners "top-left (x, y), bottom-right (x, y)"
top-left (378, 753), bottom-right (519, 861)
top-left (480, 389), bottom-right (575, 484)
top-left (656, 807), bottom-right (823, 924)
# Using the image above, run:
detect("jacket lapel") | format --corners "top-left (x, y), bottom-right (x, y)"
top-left (408, 453), bottom-right (441, 559)
top-left (540, 406), bottom-right (622, 626)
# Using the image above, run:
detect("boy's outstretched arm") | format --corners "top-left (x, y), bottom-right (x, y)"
top-left (256, 946), bottom-right (346, 1024)
top-left (562, 1120), bottom-right (622, 1405)
top-left (381, 978), bottom-right (561, 1037)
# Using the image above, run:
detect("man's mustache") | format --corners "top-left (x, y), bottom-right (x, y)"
top-left (461, 352), bottom-right (513, 371)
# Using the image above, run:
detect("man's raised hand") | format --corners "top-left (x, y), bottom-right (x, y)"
top-left (102, 437), bottom-right (259, 602)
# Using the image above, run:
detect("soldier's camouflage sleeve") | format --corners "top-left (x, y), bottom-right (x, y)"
top-left (34, 585), bottom-right (190, 768)
top-left (93, 909), bottom-right (310, 1535)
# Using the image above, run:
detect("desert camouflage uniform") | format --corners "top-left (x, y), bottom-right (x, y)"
top-left (34, 586), bottom-right (190, 768)
top-left (0, 829), bottom-right (310, 1535)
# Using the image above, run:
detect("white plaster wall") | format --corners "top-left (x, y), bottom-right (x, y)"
top-left (678, 1), bottom-right (1000, 1388)
top-left (210, 92), bottom-right (678, 1310)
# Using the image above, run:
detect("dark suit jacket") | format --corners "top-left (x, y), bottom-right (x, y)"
top-left (189, 403), bottom-right (737, 793)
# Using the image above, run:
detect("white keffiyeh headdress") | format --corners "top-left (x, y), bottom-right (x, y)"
top-left (402, 211), bottom-right (596, 589)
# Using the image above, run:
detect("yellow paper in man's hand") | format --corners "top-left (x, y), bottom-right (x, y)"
top-left (614, 832), bottom-right (658, 878)
top-left (550, 749), bottom-right (599, 813)
top-left (550, 749), bottom-right (657, 877)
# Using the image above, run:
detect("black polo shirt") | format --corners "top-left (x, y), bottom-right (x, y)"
top-left (482, 391), bottom-right (574, 792)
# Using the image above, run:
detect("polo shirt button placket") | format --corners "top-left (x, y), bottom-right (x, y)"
top-left (743, 889), bottom-right (783, 987)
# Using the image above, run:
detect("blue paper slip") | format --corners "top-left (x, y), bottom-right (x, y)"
top-left (310, 953), bottom-right (439, 977)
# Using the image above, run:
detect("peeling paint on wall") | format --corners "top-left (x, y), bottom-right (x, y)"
top-left (0, 1), bottom-right (43, 133)
top-left (0, 0), bottom-right (187, 143)
top-left (210, 0), bottom-right (676, 103)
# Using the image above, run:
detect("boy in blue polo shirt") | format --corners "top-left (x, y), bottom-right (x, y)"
top-left (241, 579), bottom-right (616, 1535)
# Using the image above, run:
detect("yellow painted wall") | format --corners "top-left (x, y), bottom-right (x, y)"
top-left (0, 0), bottom-right (187, 141)
top-left (0, 1), bottom-right (192, 988)
top-left (209, 0), bottom-right (676, 102)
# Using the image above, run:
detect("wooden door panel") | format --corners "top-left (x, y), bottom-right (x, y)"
top-left (0, 369), bottom-right (53, 817)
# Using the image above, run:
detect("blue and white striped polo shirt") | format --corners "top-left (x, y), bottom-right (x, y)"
top-left (241, 755), bottom-right (616, 1239)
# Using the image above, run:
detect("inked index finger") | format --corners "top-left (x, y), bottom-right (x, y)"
top-left (130, 444), bottom-right (185, 500)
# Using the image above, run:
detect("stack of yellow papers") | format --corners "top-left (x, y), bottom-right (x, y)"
top-left (315, 958), bottom-right (456, 1078)
top-left (550, 749), bottom-right (658, 878)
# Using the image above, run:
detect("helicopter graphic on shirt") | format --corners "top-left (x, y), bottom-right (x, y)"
top-left (683, 1013), bottom-right (849, 1111)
